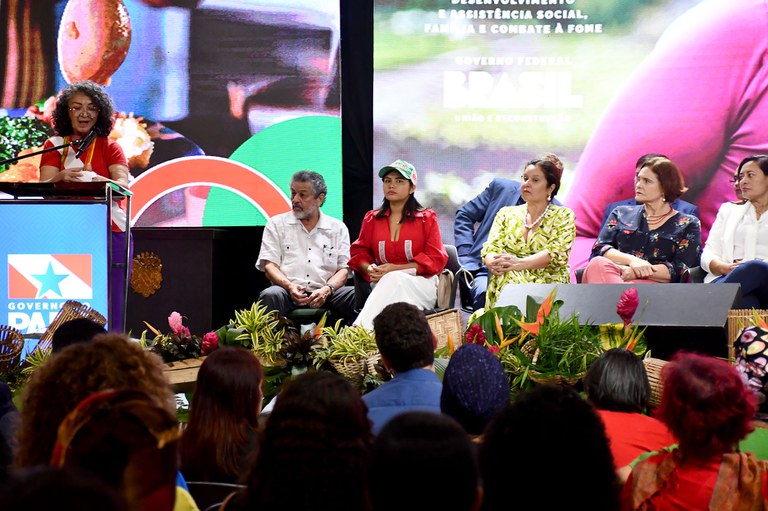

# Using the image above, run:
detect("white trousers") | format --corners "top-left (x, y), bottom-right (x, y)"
top-left (353, 270), bottom-right (438, 330)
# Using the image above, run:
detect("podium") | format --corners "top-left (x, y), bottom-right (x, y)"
top-left (0, 182), bottom-right (132, 334)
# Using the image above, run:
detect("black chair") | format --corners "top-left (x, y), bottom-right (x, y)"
top-left (186, 481), bottom-right (246, 511)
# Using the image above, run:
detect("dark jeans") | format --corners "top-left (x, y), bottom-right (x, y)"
top-left (715, 259), bottom-right (768, 309)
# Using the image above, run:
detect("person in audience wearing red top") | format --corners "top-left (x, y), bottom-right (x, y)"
top-left (622, 352), bottom-right (768, 510)
top-left (349, 160), bottom-right (448, 329)
top-left (39, 80), bottom-right (131, 331)
top-left (586, 349), bottom-right (675, 469)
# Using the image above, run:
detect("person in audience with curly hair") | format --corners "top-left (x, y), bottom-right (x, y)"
top-left (621, 352), bottom-right (768, 510)
top-left (15, 334), bottom-right (188, 511)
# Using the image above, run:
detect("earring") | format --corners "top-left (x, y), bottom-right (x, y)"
top-left (662, 196), bottom-right (666, 202)
top-left (547, 194), bottom-right (552, 202)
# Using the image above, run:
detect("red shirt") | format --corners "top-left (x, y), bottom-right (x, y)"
top-left (349, 208), bottom-right (447, 280)
top-left (598, 409), bottom-right (676, 467)
top-left (40, 136), bottom-right (127, 179)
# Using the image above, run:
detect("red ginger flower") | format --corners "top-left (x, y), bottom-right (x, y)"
top-left (202, 331), bottom-right (219, 355)
top-left (465, 323), bottom-right (486, 345)
top-left (617, 288), bottom-right (639, 326)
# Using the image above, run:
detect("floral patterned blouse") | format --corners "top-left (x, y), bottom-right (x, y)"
top-left (482, 204), bottom-right (575, 308)
top-left (591, 205), bottom-right (702, 282)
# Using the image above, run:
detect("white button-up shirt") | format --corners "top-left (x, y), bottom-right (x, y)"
top-left (256, 211), bottom-right (350, 291)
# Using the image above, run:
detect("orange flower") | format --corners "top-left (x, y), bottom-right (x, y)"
top-left (519, 289), bottom-right (556, 336)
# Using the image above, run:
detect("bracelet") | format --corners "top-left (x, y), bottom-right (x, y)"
top-left (325, 283), bottom-right (335, 294)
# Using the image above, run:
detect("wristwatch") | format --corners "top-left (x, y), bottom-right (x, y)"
top-left (325, 283), bottom-right (335, 294)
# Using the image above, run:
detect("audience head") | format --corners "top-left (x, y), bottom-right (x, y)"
top-left (441, 344), bottom-right (510, 435)
top-left (585, 348), bottom-right (650, 414)
top-left (658, 352), bottom-right (755, 458)
top-left (736, 154), bottom-right (768, 203)
top-left (372, 302), bottom-right (435, 373)
top-left (637, 156), bottom-right (687, 203)
top-left (52, 80), bottom-right (116, 137)
top-left (0, 467), bottom-right (127, 510)
top-left (51, 318), bottom-right (107, 354)
top-left (480, 384), bottom-right (618, 511)
top-left (525, 155), bottom-right (563, 198)
top-left (49, 388), bottom-right (179, 511)
top-left (369, 412), bottom-right (481, 511)
top-left (16, 333), bottom-right (174, 468)
top-left (181, 346), bottom-right (264, 482)
top-left (238, 371), bottom-right (371, 511)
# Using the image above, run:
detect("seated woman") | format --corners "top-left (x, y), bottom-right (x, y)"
top-left (701, 155), bottom-right (768, 309)
top-left (585, 349), bottom-right (675, 469)
top-left (482, 156), bottom-right (575, 309)
top-left (180, 347), bottom-right (263, 483)
top-left (349, 160), bottom-right (448, 329)
top-left (583, 157), bottom-right (701, 284)
top-left (622, 353), bottom-right (768, 510)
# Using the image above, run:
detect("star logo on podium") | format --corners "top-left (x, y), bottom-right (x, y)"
top-left (32, 262), bottom-right (68, 298)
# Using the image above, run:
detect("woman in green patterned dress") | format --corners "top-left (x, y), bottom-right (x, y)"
top-left (482, 157), bottom-right (575, 309)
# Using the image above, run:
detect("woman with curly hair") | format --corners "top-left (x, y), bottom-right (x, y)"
top-left (16, 334), bottom-right (174, 468)
top-left (15, 334), bottom-right (181, 510)
top-left (224, 371), bottom-right (372, 511)
top-left (38, 80), bottom-right (131, 331)
top-left (180, 347), bottom-right (263, 483)
top-left (622, 352), bottom-right (768, 510)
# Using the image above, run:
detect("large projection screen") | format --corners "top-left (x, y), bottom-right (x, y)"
top-left (373, 0), bottom-right (768, 268)
top-left (1, 0), bottom-right (342, 227)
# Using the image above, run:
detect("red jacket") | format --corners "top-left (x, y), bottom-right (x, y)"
top-left (349, 208), bottom-right (447, 282)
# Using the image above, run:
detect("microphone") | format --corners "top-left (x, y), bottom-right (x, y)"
top-left (73, 128), bottom-right (98, 159)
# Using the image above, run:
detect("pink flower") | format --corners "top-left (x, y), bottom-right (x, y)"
top-left (465, 324), bottom-right (486, 346)
top-left (168, 312), bottom-right (184, 335)
top-left (616, 288), bottom-right (639, 326)
top-left (202, 331), bottom-right (219, 355)
top-left (487, 345), bottom-right (500, 355)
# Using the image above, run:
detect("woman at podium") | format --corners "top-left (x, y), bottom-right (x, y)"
top-left (39, 80), bottom-right (131, 332)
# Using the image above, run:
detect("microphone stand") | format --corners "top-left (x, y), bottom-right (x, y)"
top-left (0, 139), bottom-right (79, 168)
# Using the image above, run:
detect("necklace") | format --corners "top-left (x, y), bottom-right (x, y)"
top-left (524, 203), bottom-right (549, 229)
top-left (644, 206), bottom-right (673, 223)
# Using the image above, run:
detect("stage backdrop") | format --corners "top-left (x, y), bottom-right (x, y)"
top-left (1, 0), bottom-right (342, 227)
top-left (373, 0), bottom-right (768, 267)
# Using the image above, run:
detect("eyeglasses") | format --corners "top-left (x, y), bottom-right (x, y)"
top-left (69, 105), bottom-right (100, 115)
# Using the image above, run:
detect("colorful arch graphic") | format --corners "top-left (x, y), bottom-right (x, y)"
top-left (129, 156), bottom-right (290, 225)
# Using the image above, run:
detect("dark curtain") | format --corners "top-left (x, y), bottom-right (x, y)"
top-left (340, 0), bottom-right (374, 239)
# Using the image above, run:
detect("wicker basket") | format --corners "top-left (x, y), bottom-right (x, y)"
top-left (426, 308), bottom-right (463, 350)
top-left (528, 371), bottom-right (584, 386)
top-left (332, 352), bottom-right (381, 387)
top-left (0, 326), bottom-right (24, 373)
top-left (37, 300), bottom-right (107, 351)
top-left (643, 357), bottom-right (667, 408)
top-left (728, 309), bottom-right (768, 363)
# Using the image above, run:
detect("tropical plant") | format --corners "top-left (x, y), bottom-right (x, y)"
top-left (227, 302), bottom-right (286, 367)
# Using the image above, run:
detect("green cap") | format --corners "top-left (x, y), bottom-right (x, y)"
top-left (378, 159), bottom-right (417, 186)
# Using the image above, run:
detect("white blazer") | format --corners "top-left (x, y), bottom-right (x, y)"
top-left (701, 201), bottom-right (752, 283)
